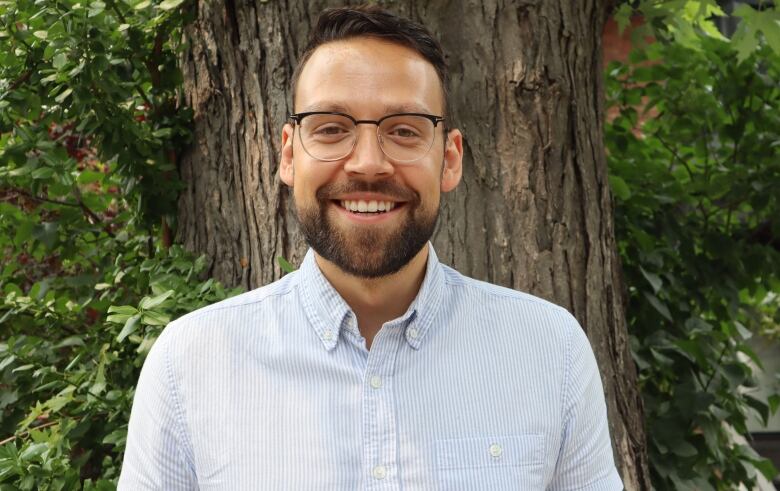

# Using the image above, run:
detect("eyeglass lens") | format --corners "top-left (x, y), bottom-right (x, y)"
top-left (299, 114), bottom-right (436, 162)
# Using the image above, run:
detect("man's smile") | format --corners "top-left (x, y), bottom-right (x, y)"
top-left (330, 198), bottom-right (408, 223)
top-left (339, 199), bottom-right (397, 213)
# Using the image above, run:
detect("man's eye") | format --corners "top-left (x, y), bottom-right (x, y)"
top-left (314, 125), bottom-right (349, 135)
top-left (388, 127), bottom-right (420, 138)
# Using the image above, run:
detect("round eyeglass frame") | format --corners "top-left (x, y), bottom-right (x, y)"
top-left (288, 111), bottom-right (446, 163)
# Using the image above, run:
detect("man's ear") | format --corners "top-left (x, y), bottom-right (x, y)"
top-left (441, 128), bottom-right (463, 193)
top-left (280, 123), bottom-right (295, 186)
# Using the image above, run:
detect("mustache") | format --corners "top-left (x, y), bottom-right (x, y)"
top-left (316, 180), bottom-right (419, 203)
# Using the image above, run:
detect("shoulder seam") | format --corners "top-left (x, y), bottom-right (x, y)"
top-left (174, 280), bottom-right (297, 324)
top-left (560, 316), bottom-right (577, 424)
top-left (442, 268), bottom-right (569, 313)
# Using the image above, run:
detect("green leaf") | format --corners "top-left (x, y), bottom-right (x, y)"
top-left (277, 256), bottom-right (296, 273)
top-left (19, 442), bottom-right (47, 461)
top-left (734, 321), bottom-right (752, 340)
top-left (54, 336), bottom-right (85, 349)
top-left (0, 355), bottom-right (17, 371)
top-left (107, 305), bottom-right (138, 315)
top-left (745, 394), bottom-right (770, 426)
top-left (158, 0), bottom-right (184, 10)
top-left (609, 175), bottom-right (631, 200)
top-left (141, 310), bottom-right (170, 326)
top-left (752, 457), bottom-right (779, 481)
top-left (88, 0), bottom-right (105, 16)
top-left (116, 313), bottom-right (141, 342)
top-left (672, 440), bottom-right (698, 458)
top-left (77, 170), bottom-right (105, 184)
top-left (644, 292), bottom-right (673, 321)
top-left (139, 290), bottom-right (174, 310)
top-left (33, 31), bottom-right (48, 40)
top-left (614, 3), bottom-right (633, 34)
top-left (640, 267), bottom-right (663, 294)
top-left (770, 394), bottom-right (780, 415)
top-left (102, 429), bottom-right (126, 446)
top-left (52, 53), bottom-right (68, 69)
top-left (30, 166), bottom-right (54, 179)
top-left (55, 87), bottom-right (73, 103)
top-left (106, 313), bottom-right (131, 324)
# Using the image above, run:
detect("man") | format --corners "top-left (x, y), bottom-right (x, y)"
top-left (120, 6), bottom-right (624, 490)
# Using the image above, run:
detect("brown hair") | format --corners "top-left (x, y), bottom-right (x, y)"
top-left (291, 5), bottom-right (450, 116)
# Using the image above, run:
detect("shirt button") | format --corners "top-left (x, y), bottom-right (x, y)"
top-left (369, 375), bottom-right (383, 389)
top-left (407, 328), bottom-right (419, 339)
top-left (323, 329), bottom-right (334, 341)
top-left (489, 443), bottom-right (503, 458)
top-left (372, 464), bottom-right (387, 480)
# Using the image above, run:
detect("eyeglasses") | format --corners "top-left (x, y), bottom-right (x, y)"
top-left (288, 111), bottom-right (445, 163)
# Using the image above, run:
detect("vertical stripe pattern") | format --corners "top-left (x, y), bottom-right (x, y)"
top-left (119, 244), bottom-right (623, 490)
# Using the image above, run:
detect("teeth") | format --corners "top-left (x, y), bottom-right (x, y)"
top-left (339, 200), bottom-right (397, 213)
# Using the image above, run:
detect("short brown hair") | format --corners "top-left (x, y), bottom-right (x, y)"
top-left (291, 6), bottom-right (450, 116)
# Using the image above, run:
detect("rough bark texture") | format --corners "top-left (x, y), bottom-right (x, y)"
top-left (177, 0), bottom-right (650, 488)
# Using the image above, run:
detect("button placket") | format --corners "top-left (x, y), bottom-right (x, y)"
top-left (362, 324), bottom-right (403, 489)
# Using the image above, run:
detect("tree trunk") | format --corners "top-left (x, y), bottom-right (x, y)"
top-left (177, 0), bottom-right (650, 488)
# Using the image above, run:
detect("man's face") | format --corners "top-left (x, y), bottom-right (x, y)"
top-left (280, 37), bottom-right (462, 278)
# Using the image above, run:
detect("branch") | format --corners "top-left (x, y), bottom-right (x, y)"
top-left (0, 420), bottom-right (60, 447)
top-left (654, 132), bottom-right (695, 179)
top-left (71, 185), bottom-right (116, 238)
top-left (135, 84), bottom-right (154, 109)
top-left (7, 68), bottom-right (35, 91)
top-left (144, 26), bottom-right (166, 89)
top-left (6, 187), bottom-right (81, 208)
top-left (107, 0), bottom-right (128, 24)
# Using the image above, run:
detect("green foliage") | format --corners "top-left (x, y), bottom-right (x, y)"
top-left (606, 34), bottom-right (780, 489)
top-left (616, 0), bottom-right (780, 62)
top-left (0, 0), bottom-right (193, 228)
top-left (0, 0), bottom-right (242, 488)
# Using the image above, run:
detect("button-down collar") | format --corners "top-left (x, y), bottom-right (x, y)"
top-left (297, 243), bottom-right (445, 351)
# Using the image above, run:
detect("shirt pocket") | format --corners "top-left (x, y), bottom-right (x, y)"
top-left (435, 434), bottom-right (545, 491)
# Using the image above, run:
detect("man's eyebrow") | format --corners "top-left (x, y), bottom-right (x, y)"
top-left (299, 102), bottom-right (350, 113)
top-left (298, 102), bottom-right (437, 115)
top-left (381, 103), bottom-right (436, 115)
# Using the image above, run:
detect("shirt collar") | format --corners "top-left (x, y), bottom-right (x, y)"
top-left (297, 243), bottom-right (445, 351)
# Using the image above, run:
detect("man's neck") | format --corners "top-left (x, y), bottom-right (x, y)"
top-left (314, 244), bottom-right (429, 350)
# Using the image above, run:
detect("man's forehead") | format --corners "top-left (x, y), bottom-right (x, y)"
top-left (294, 38), bottom-right (444, 114)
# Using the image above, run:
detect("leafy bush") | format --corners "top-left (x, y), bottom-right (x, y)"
top-left (606, 36), bottom-right (780, 489)
top-left (0, 0), bottom-right (241, 488)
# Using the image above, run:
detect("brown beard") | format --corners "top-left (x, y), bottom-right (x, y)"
top-left (295, 180), bottom-right (438, 278)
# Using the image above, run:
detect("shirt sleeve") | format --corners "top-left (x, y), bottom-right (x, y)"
top-left (548, 314), bottom-right (624, 491)
top-left (118, 325), bottom-right (198, 490)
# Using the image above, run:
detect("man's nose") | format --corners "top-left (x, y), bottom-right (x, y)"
top-left (342, 125), bottom-right (394, 179)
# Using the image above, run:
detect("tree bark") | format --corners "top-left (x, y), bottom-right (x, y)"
top-left (177, 0), bottom-right (650, 488)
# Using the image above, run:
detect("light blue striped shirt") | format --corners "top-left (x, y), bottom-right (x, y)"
top-left (119, 245), bottom-right (623, 490)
